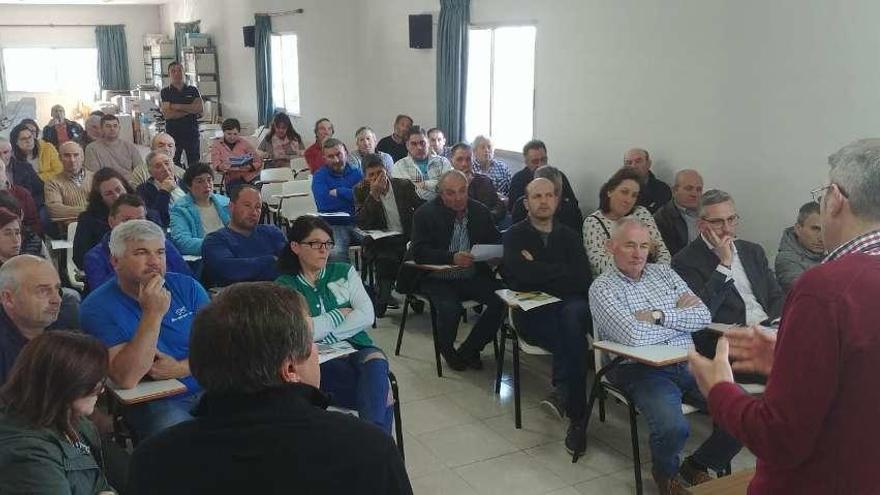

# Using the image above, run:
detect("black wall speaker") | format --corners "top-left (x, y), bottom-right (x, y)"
top-left (243, 26), bottom-right (255, 47)
top-left (409, 14), bottom-right (432, 49)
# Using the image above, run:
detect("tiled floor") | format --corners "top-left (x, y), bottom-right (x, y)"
top-left (371, 305), bottom-right (757, 495)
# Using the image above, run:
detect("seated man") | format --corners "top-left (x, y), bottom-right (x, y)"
top-left (83, 194), bottom-right (191, 292)
top-left (472, 135), bottom-right (511, 199)
top-left (411, 170), bottom-right (504, 370)
top-left (127, 282), bottom-right (413, 494)
top-left (624, 147), bottom-right (672, 213)
top-left (202, 185), bottom-right (286, 286)
top-left (0, 255), bottom-right (62, 384)
top-left (589, 218), bottom-right (740, 493)
top-left (79, 114), bottom-right (103, 149)
top-left (349, 126), bottom-right (394, 172)
top-left (354, 153), bottom-right (423, 315)
top-left (503, 178), bottom-right (591, 456)
top-left (775, 201), bottom-right (824, 294)
top-left (672, 189), bottom-right (783, 327)
top-left (391, 126), bottom-right (452, 201)
top-left (449, 142), bottom-right (506, 224)
top-left (42, 104), bottom-right (84, 148)
top-left (509, 140), bottom-right (580, 219)
top-left (511, 165), bottom-right (583, 234)
top-left (304, 118), bottom-right (335, 173)
top-left (654, 169), bottom-right (704, 256)
top-left (311, 138), bottom-right (363, 262)
top-left (80, 219), bottom-right (209, 438)
top-left (83, 114), bottom-right (144, 181)
top-left (376, 114), bottom-right (412, 163)
top-left (136, 150), bottom-right (187, 229)
top-left (427, 127), bottom-right (450, 158)
top-left (130, 132), bottom-right (187, 188)
top-left (45, 141), bottom-right (94, 226)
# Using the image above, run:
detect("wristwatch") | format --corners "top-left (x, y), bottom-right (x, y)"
top-left (651, 310), bottom-right (664, 326)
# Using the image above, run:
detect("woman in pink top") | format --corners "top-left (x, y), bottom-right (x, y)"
top-left (211, 118), bottom-right (262, 188)
top-left (257, 113), bottom-right (304, 170)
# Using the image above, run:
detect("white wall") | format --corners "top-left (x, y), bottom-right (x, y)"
top-left (0, 4), bottom-right (161, 121)
top-left (161, 0), bottom-right (880, 255)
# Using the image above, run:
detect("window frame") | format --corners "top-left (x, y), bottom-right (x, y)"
top-left (0, 46), bottom-right (99, 96)
top-left (466, 22), bottom-right (538, 153)
top-left (269, 31), bottom-right (302, 117)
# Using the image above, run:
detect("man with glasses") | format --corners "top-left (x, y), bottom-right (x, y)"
top-left (672, 189), bottom-right (782, 331)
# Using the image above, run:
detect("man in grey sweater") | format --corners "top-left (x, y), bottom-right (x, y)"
top-left (775, 201), bottom-right (824, 294)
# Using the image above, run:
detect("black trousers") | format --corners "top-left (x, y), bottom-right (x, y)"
top-left (169, 130), bottom-right (200, 168)
top-left (420, 274), bottom-right (504, 356)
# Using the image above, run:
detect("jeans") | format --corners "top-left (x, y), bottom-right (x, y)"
top-left (608, 362), bottom-right (742, 478)
top-left (126, 391), bottom-right (201, 439)
top-left (170, 131), bottom-right (200, 168)
top-left (514, 296), bottom-right (589, 419)
top-left (329, 224), bottom-right (360, 263)
top-left (320, 346), bottom-right (393, 435)
top-left (420, 274), bottom-right (504, 357)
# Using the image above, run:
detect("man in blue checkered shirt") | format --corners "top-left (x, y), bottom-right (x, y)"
top-left (589, 218), bottom-right (741, 494)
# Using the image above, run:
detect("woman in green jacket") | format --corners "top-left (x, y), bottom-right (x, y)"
top-left (0, 331), bottom-right (114, 495)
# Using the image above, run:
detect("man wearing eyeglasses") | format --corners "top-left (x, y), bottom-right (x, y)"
top-left (671, 189), bottom-right (783, 332)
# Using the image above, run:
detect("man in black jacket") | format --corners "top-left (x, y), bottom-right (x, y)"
top-left (411, 170), bottom-right (504, 371)
top-left (511, 165), bottom-right (583, 234)
top-left (128, 282), bottom-right (413, 495)
top-left (672, 189), bottom-right (783, 337)
top-left (624, 147), bottom-right (672, 213)
top-left (509, 140), bottom-right (582, 231)
top-left (503, 178), bottom-right (591, 456)
top-left (354, 154), bottom-right (423, 315)
top-left (654, 169), bottom-right (704, 255)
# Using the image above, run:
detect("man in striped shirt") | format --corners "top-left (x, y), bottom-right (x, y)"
top-left (589, 218), bottom-right (740, 494)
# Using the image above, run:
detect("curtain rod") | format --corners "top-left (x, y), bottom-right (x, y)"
top-left (0, 23), bottom-right (110, 28)
top-left (256, 8), bottom-right (304, 17)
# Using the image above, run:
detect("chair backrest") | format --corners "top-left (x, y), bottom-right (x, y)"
top-left (66, 221), bottom-right (84, 290)
top-left (260, 167), bottom-right (295, 184)
top-left (260, 182), bottom-right (285, 207)
top-left (279, 179), bottom-right (317, 221)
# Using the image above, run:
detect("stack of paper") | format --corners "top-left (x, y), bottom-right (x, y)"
top-left (109, 379), bottom-right (187, 405)
top-left (496, 289), bottom-right (561, 311)
top-left (318, 341), bottom-right (357, 363)
top-left (355, 229), bottom-right (402, 240)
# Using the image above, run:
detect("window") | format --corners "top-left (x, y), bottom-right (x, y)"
top-left (2, 48), bottom-right (98, 99)
top-left (465, 25), bottom-right (536, 151)
top-left (270, 33), bottom-right (301, 115)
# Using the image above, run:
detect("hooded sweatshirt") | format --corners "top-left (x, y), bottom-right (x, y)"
top-left (774, 226), bottom-right (824, 293)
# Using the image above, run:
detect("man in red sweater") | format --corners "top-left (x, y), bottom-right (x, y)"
top-left (689, 138), bottom-right (880, 494)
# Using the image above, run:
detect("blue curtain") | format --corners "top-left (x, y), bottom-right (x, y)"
top-left (436, 0), bottom-right (470, 143)
top-left (174, 21), bottom-right (201, 62)
top-left (95, 25), bottom-right (130, 91)
top-left (254, 14), bottom-right (274, 126)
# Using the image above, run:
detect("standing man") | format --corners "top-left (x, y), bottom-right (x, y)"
top-left (624, 147), bottom-right (672, 213)
top-left (45, 141), bottom-right (93, 225)
top-left (42, 104), bottom-right (84, 148)
top-left (503, 178), bottom-right (592, 456)
top-left (160, 61), bottom-right (203, 168)
top-left (653, 169), bottom-right (704, 255)
top-left (377, 114), bottom-right (412, 163)
top-left (83, 114), bottom-right (144, 181)
top-left (689, 138), bottom-right (880, 494)
top-left (774, 201), bottom-right (824, 294)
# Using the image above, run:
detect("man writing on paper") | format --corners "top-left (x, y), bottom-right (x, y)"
top-left (589, 218), bottom-right (740, 494)
top-left (354, 153), bottom-right (423, 316)
top-left (80, 219), bottom-right (210, 438)
top-left (688, 138), bottom-right (880, 494)
top-left (502, 178), bottom-right (592, 457)
top-left (410, 170), bottom-right (504, 371)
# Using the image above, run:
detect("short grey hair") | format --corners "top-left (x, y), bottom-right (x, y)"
top-left (144, 150), bottom-right (167, 168)
top-left (437, 169), bottom-right (468, 190)
top-left (0, 255), bottom-right (50, 293)
top-left (827, 138), bottom-right (880, 222)
top-left (673, 169), bottom-right (703, 187)
top-left (698, 189), bottom-right (735, 217)
top-left (534, 165), bottom-right (563, 194)
top-left (85, 115), bottom-right (102, 127)
top-left (472, 135), bottom-right (492, 149)
top-left (109, 219), bottom-right (165, 258)
top-left (611, 217), bottom-right (650, 239)
top-left (354, 126), bottom-right (376, 140)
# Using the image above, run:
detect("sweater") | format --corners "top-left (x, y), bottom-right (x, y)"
top-left (136, 179), bottom-right (186, 229)
top-left (82, 139), bottom-right (144, 181)
top-left (201, 225), bottom-right (286, 286)
top-left (73, 207), bottom-right (164, 268)
top-left (707, 251), bottom-right (880, 494)
top-left (376, 135), bottom-right (408, 163)
top-left (83, 232), bottom-right (192, 293)
top-left (774, 226), bottom-right (824, 294)
top-left (276, 263), bottom-right (375, 346)
top-left (169, 194), bottom-right (231, 256)
top-left (130, 163), bottom-right (186, 189)
top-left (503, 219), bottom-right (591, 298)
top-left (127, 383), bottom-right (412, 495)
top-left (44, 170), bottom-right (93, 222)
top-left (210, 137), bottom-right (261, 185)
top-left (311, 164), bottom-right (363, 225)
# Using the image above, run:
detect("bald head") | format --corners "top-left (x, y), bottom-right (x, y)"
top-left (58, 140), bottom-right (84, 176)
top-left (0, 255), bottom-right (62, 334)
top-left (672, 169), bottom-right (703, 210)
top-left (623, 148), bottom-right (651, 179)
top-left (525, 177), bottom-right (558, 222)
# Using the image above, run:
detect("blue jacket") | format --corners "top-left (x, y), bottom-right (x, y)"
top-left (83, 232), bottom-right (192, 293)
top-left (201, 225), bottom-right (287, 287)
top-left (311, 164), bottom-right (362, 225)
top-left (169, 194), bottom-right (231, 256)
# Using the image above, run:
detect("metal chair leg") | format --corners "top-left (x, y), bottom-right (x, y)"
top-left (495, 324), bottom-right (508, 394)
top-left (598, 389), bottom-right (607, 423)
top-left (629, 401), bottom-right (643, 495)
top-left (394, 296), bottom-right (411, 356)
top-left (512, 334), bottom-right (522, 429)
top-left (428, 301), bottom-right (443, 377)
top-left (389, 371), bottom-right (404, 462)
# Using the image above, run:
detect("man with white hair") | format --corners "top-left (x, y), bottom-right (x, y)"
top-left (136, 150), bottom-right (187, 228)
top-left (472, 135), bottom-right (511, 199)
top-left (79, 113), bottom-right (103, 149)
top-left (590, 218), bottom-right (740, 494)
top-left (689, 138), bottom-right (880, 493)
top-left (130, 132), bottom-right (187, 188)
top-left (80, 219), bottom-right (209, 438)
top-left (0, 255), bottom-right (62, 384)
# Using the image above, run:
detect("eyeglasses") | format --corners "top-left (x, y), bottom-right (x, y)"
top-left (702, 214), bottom-right (740, 228)
top-left (301, 241), bottom-right (335, 251)
top-left (811, 183), bottom-right (849, 204)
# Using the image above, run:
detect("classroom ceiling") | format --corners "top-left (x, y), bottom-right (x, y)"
top-left (0, 0), bottom-right (166, 4)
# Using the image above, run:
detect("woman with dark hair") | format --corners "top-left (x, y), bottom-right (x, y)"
top-left (169, 163), bottom-right (231, 256)
top-left (583, 167), bottom-right (671, 277)
top-left (16, 119), bottom-right (63, 182)
top-left (211, 118), bottom-right (262, 189)
top-left (6, 123), bottom-right (47, 207)
top-left (0, 331), bottom-right (114, 494)
top-left (275, 215), bottom-right (393, 435)
top-left (257, 112), bottom-right (304, 169)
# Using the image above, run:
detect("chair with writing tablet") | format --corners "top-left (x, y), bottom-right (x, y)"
top-left (106, 378), bottom-right (188, 448)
